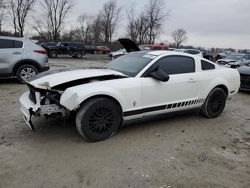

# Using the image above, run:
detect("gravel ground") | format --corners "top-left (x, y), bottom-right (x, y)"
top-left (0, 55), bottom-right (250, 188)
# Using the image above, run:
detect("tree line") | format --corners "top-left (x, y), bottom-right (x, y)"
top-left (0, 0), bottom-right (188, 47)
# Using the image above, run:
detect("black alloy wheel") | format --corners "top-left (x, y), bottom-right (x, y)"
top-left (76, 97), bottom-right (121, 142)
top-left (202, 88), bottom-right (227, 118)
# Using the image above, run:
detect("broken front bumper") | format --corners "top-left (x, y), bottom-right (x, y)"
top-left (20, 91), bottom-right (68, 130)
top-left (19, 91), bottom-right (40, 131)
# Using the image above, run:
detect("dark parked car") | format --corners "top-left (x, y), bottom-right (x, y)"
top-left (202, 51), bottom-right (213, 61)
top-left (85, 45), bottom-right (97, 54)
top-left (45, 42), bottom-right (86, 58)
top-left (40, 42), bottom-right (57, 48)
top-left (237, 61), bottom-right (250, 91)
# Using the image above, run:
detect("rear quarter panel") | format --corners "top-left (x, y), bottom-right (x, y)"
top-left (197, 67), bottom-right (240, 99)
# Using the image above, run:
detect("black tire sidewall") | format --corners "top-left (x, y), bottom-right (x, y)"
top-left (49, 51), bottom-right (57, 58)
top-left (76, 51), bottom-right (82, 58)
top-left (202, 88), bottom-right (227, 118)
top-left (76, 98), bottom-right (121, 142)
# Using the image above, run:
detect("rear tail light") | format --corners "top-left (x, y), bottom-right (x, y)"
top-left (33, 50), bottom-right (47, 54)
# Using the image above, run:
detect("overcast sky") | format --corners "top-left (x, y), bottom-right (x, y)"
top-left (52, 0), bottom-right (250, 49)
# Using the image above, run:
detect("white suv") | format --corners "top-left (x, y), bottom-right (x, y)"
top-left (0, 36), bottom-right (49, 82)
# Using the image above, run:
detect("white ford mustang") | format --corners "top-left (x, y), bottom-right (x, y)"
top-left (19, 50), bottom-right (240, 141)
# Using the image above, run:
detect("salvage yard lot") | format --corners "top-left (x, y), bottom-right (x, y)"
top-left (0, 55), bottom-right (250, 188)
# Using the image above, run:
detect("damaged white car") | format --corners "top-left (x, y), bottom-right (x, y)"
top-left (20, 49), bottom-right (240, 142)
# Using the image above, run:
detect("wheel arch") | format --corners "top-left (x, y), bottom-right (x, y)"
top-left (60, 87), bottom-right (126, 114)
top-left (79, 94), bottom-right (123, 114)
top-left (214, 84), bottom-right (229, 97)
top-left (13, 59), bottom-right (41, 75)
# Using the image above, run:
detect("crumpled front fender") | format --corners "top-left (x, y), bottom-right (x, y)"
top-left (60, 86), bottom-right (126, 111)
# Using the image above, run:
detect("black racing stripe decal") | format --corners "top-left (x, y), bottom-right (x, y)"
top-left (52, 74), bottom-right (127, 90)
top-left (123, 105), bottom-right (166, 117)
top-left (124, 98), bottom-right (206, 117)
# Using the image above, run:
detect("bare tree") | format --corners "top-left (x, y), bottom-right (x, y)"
top-left (171, 28), bottom-right (188, 48)
top-left (126, 5), bottom-right (138, 42)
top-left (100, 0), bottom-right (121, 43)
top-left (126, 0), bottom-right (169, 44)
top-left (92, 14), bottom-right (104, 44)
top-left (136, 13), bottom-right (150, 44)
top-left (77, 14), bottom-right (95, 43)
top-left (32, 17), bottom-right (51, 40)
top-left (145, 0), bottom-right (169, 44)
top-left (39, 0), bottom-right (74, 41)
top-left (7, 0), bottom-right (36, 37)
top-left (0, 0), bottom-right (5, 32)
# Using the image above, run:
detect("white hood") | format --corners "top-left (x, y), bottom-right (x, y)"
top-left (28, 68), bottom-right (126, 89)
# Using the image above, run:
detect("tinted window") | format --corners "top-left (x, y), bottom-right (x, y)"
top-left (0, 39), bottom-right (13, 48)
top-left (156, 56), bottom-right (195, 75)
top-left (201, 60), bottom-right (215, 70)
top-left (13, 40), bottom-right (23, 48)
top-left (243, 55), bottom-right (250, 60)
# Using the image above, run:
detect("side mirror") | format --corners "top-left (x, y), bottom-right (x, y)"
top-left (149, 68), bottom-right (170, 82)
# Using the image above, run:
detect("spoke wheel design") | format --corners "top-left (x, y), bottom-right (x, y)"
top-left (76, 97), bottom-right (121, 142)
top-left (16, 64), bottom-right (38, 83)
top-left (208, 93), bottom-right (224, 113)
top-left (20, 67), bottom-right (37, 81)
top-left (89, 107), bottom-right (114, 134)
top-left (202, 88), bottom-right (227, 118)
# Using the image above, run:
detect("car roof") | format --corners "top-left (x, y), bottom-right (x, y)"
top-left (132, 50), bottom-right (200, 58)
top-left (0, 36), bottom-right (28, 41)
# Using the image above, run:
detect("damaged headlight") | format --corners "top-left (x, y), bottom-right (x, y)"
top-left (41, 90), bottom-right (62, 105)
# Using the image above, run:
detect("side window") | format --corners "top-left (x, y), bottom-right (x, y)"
top-left (0, 39), bottom-right (13, 49)
top-left (201, 60), bottom-right (215, 70)
top-left (243, 55), bottom-right (250, 60)
top-left (157, 56), bottom-right (195, 75)
top-left (13, 40), bottom-right (23, 48)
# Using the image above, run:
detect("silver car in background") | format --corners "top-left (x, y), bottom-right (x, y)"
top-left (216, 53), bottom-right (250, 68)
top-left (0, 36), bottom-right (49, 82)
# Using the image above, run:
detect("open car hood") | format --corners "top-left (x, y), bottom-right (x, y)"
top-left (118, 38), bottom-right (141, 52)
top-left (28, 68), bottom-right (127, 90)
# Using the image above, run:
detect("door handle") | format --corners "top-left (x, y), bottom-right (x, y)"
top-left (13, 52), bottom-right (22, 55)
top-left (187, 78), bottom-right (197, 83)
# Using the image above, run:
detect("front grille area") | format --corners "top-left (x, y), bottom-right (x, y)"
top-left (29, 88), bottom-right (37, 104)
top-left (240, 74), bottom-right (250, 90)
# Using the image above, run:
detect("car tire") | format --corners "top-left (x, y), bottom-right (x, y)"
top-left (75, 51), bottom-right (83, 58)
top-left (201, 88), bottom-right (227, 118)
top-left (49, 50), bottom-right (58, 58)
top-left (76, 97), bottom-right (122, 142)
top-left (16, 64), bottom-right (38, 83)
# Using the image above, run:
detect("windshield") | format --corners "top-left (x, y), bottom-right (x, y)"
top-left (225, 54), bottom-right (243, 61)
top-left (105, 52), bottom-right (155, 77)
